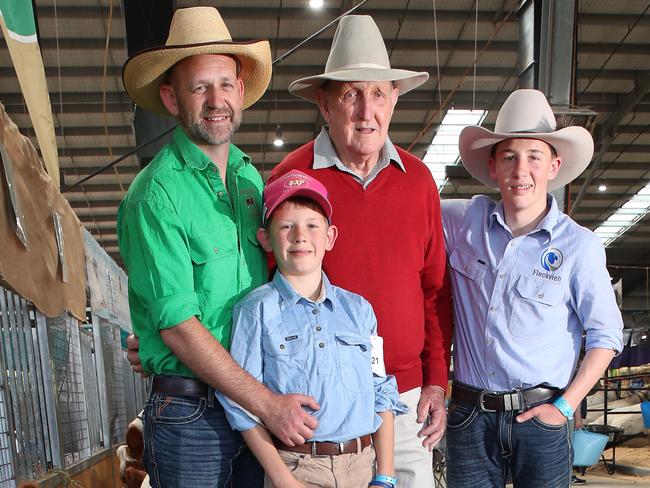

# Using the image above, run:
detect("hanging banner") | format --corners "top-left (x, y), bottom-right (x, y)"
top-left (0, 102), bottom-right (85, 321)
top-left (0, 1), bottom-right (60, 187)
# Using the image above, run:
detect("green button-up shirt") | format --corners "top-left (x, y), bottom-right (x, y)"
top-left (117, 127), bottom-right (267, 377)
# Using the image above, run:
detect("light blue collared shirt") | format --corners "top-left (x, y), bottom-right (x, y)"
top-left (313, 127), bottom-right (404, 189)
top-left (442, 195), bottom-right (623, 391)
top-left (218, 271), bottom-right (406, 441)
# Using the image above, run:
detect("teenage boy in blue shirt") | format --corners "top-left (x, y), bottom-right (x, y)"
top-left (219, 170), bottom-right (405, 488)
top-left (442, 89), bottom-right (624, 487)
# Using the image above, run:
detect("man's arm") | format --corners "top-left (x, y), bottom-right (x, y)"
top-left (516, 347), bottom-right (615, 425)
top-left (417, 183), bottom-right (454, 447)
top-left (161, 316), bottom-right (319, 445)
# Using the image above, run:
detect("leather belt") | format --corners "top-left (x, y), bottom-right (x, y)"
top-left (451, 381), bottom-right (561, 412)
top-left (151, 375), bottom-right (210, 398)
top-left (272, 434), bottom-right (372, 456)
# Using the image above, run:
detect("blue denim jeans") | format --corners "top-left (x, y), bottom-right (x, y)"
top-left (445, 401), bottom-right (572, 488)
top-left (142, 391), bottom-right (263, 487)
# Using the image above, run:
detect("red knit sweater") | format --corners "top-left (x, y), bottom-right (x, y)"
top-left (270, 141), bottom-right (453, 392)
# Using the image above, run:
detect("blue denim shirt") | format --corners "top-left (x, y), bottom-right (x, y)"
top-left (218, 271), bottom-right (407, 441)
top-left (442, 195), bottom-right (623, 391)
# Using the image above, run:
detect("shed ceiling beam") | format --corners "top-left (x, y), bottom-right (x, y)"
top-left (570, 72), bottom-right (650, 214)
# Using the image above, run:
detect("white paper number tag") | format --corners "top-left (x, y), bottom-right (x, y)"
top-left (370, 335), bottom-right (387, 377)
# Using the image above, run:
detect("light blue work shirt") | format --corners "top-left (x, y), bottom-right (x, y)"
top-left (442, 195), bottom-right (623, 391)
top-left (218, 271), bottom-right (406, 441)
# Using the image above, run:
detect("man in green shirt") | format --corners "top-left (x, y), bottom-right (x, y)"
top-left (118, 7), bottom-right (319, 487)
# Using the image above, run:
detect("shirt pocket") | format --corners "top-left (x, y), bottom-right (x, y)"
top-left (189, 231), bottom-right (237, 265)
top-left (449, 247), bottom-right (486, 283)
top-left (262, 331), bottom-right (308, 394)
top-left (335, 332), bottom-right (373, 394)
top-left (508, 277), bottom-right (567, 340)
top-left (188, 232), bottom-right (238, 305)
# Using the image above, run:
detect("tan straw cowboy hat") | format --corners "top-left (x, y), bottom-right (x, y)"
top-left (289, 15), bottom-right (429, 102)
top-left (458, 89), bottom-right (594, 191)
top-left (123, 7), bottom-right (271, 115)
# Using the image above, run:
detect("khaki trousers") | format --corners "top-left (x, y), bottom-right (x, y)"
top-left (264, 445), bottom-right (375, 488)
top-left (394, 387), bottom-right (436, 487)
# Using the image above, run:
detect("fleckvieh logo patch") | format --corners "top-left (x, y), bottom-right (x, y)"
top-left (541, 248), bottom-right (563, 272)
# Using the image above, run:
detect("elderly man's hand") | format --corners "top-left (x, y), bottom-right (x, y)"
top-left (126, 334), bottom-right (149, 378)
top-left (416, 385), bottom-right (446, 450)
top-left (259, 393), bottom-right (320, 446)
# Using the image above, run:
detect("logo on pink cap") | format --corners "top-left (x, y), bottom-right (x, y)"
top-left (263, 171), bottom-right (333, 224)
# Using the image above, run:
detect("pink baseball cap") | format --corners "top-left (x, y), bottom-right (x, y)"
top-left (263, 171), bottom-right (333, 224)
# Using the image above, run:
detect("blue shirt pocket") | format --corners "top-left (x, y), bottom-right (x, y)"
top-left (449, 247), bottom-right (486, 283)
top-left (509, 277), bottom-right (567, 340)
top-left (262, 331), bottom-right (308, 394)
top-left (334, 332), bottom-right (373, 394)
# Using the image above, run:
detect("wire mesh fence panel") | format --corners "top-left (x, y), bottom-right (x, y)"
top-left (79, 326), bottom-right (103, 453)
top-left (0, 288), bottom-right (50, 480)
top-left (97, 318), bottom-right (127, 445)
top-left (47, 315), bottom-right (92, 467)
top-left (0, 375), bottom-right (16, 488)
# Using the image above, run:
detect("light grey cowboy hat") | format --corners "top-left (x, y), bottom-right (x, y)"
top-left (458, 89), bottom-right (594, 191)
top-left (289, 15), bottom-right (429, 102)
top-left (122, 7), bottom-right (271, 115)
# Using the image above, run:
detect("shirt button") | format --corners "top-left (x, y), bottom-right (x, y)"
top-left (537, 292), bottom-right (544, 299)
top-left (217, 191), bottom-right (224, 197)
top-left (316, 326), bottom-right (322, 332)
top-left (319, 342), bottom-right (325, 348)
top-left (499, 273), bottom-right (504, 279)
top-left (279, 344), bottom-right (285, 350)
top-left (213, 248), bottom-right (219, 254)
top-left (490, 307), bottom-right (496, 312)
top-left (312, 309), bottom-right (318, 315)
top-left (510, 242), bottom-right (517, 248)
top-left (212, 166), bottom-right (217, 173)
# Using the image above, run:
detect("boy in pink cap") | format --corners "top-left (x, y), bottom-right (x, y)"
top-left (218, 170), bottom-right (405, 488)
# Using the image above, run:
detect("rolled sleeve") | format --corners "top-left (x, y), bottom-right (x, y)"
top-left (120, 197), bottom-right (199, 330)
top-left (572, 233), bottom-right (624, 354)
top-left (374, 374), bottom-right (409, 416)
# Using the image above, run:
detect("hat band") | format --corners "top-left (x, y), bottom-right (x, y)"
top-left (328, 62), bottom-right (391, 72)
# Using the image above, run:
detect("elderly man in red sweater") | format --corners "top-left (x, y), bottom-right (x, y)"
top-left (269, 15), bottom-right (453, 488)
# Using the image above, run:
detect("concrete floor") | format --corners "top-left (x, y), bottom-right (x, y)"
top-left (574, 473), bottom-right (650, 486)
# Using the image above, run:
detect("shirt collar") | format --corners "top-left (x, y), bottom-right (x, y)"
top-left (489, 194), bottom-right (560, 237)
top-left (172, 126), bottom-right (251, 172)
top-left (273, 270), bottom-right (335, 311)
top-left (312, 126), bottom-right (405, 172)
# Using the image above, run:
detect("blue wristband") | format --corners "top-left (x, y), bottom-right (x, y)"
top-left (369, 482), bottom-right (393, 488)
top-left (374, 474), bottom-right (397, 485)
top-left (552, 395), bottom-right (574, 420)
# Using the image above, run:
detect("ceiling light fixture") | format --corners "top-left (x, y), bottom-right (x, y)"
top-left (309, 0), bottom-right (324, 8)
top-left (598, 181), bottom-right (607, 192)
top-left (273, 125), bottom-right (284, 147)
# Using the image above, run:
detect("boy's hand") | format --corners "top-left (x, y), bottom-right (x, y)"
top-left (260, 393), bottom-right (320, 446)
top-left (416, 385), bottom-right (446, 449)
top-left (126, 334), bottom-right (149, 378)
top-left (516, 402), bottom-right (567, 426)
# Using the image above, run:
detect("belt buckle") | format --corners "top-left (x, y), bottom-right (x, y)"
top-left (311, 442), bottom-right (328, 458)
top-left (477, 390), bottom-right (497, 412)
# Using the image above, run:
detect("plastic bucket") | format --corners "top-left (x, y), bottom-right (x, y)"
top-left (642, 401), bottom-right (650, 429)
top-left (572, 428), bottom-right (608, 467)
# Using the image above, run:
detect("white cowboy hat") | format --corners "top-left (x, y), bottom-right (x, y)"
top-left (289, 15), bottom-right (429, 103)
top-left (458, 89), bottom-right (594, 191)
top-left (122, 7), bottom-right (271, 115)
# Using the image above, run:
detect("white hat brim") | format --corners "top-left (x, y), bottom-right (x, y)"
top-left (458, 125), bottom-right (595, 191)
top-left (289, 67), bottom-right (429, 103)
top-left (123, 40), bottom-right (272, 116)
